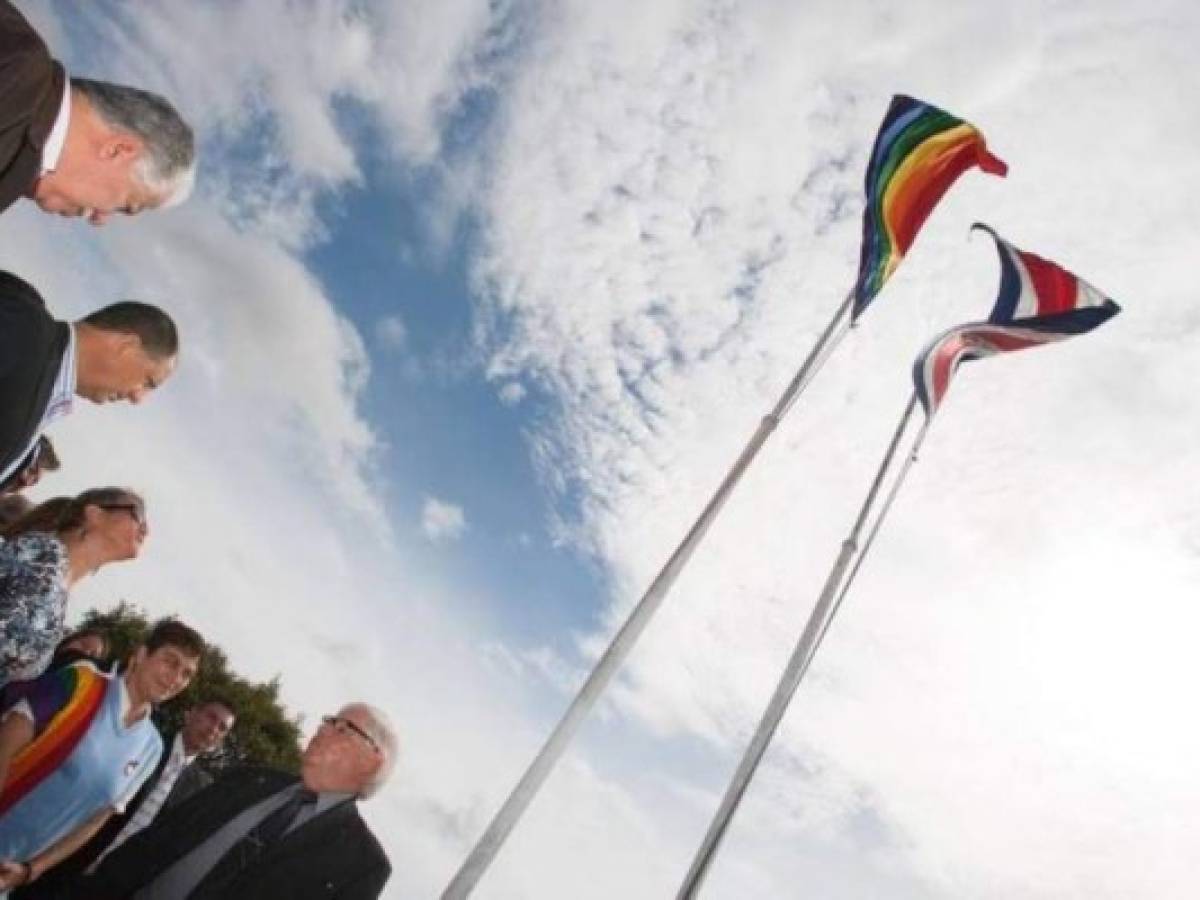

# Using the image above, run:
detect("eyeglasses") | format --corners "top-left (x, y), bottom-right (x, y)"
top-left (321, 715), bottom-right (381, 754)
top-left (101, 503), bottom-right (148, 528)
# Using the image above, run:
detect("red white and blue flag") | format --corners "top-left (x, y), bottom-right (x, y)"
top-left (913, 224), bottom-right (1120, 416)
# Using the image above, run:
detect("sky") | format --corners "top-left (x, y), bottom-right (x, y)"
top-left (4, 1), bottom-right (1200, 897)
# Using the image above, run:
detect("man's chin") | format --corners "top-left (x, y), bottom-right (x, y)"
top-left (31, 198), bottom-right (80, 217)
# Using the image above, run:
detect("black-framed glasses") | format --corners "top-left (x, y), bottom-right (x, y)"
top-left (321, 715), bottom-right (380, 754)
top-left (101, 503), bottom-right (147, 528)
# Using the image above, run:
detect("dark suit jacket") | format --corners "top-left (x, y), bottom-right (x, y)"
top-left (0, 271), bottom-right (69, 479)
top-left (78, 767), bottom-right (391, 900)
top-left (13, 735), bottom-right (214, 899)
top-left (0, 0), bottom-right (64, 213)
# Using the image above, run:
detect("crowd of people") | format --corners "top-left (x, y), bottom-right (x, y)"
top-left (0, 3), bottom-right (397, 897)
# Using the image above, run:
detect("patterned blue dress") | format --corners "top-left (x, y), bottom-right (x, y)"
top-left (0, 531), bottom-right (69, 688)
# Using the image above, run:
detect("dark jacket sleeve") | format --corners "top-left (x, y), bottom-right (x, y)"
top-left (0, 0), bottom-right (54, 129)
top-left (0, 277), bottom-right (41, 379)
top-left (69, 776), bottom-right (230, 900)
top-left (0, 0), bottom-right (63, 213)
top-left (335, 858), bottom-right (392, 900)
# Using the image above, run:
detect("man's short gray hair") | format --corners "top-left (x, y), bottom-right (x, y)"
top-left (72, 78), bottom-right (196, 206)
top-left (342, 702), bottom-right (399, 799)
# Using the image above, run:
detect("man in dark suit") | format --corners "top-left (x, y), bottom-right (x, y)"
top-left (0, 0), bottom-right (195, 223)
top-left (77, 702), bottom-right (396, 900)
top-left (0, 270), bottom-right (178, 485)
top-left (12, 700), bottom-right (236, 899)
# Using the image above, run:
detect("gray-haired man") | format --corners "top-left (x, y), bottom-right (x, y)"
top-left (78, 703), bottom-right (397, 900)
top-left (0, 0), bottom-right (195, 223)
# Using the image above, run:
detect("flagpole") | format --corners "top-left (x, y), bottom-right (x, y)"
top-left (675, 393), bottom-right (919, 900)
top-left (821, 415), bottom-right (932, 636)
top-left (442, 291), bottom-right (856, 899)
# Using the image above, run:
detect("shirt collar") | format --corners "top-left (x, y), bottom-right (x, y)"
top-left (174, 731), bottom-right (199, 766)
top-left (63, 323), bottom-right (78, 394)
top-left (41, 325), bottom-right (77, 425)
top-left (41, 75), bottom-right (71, 174)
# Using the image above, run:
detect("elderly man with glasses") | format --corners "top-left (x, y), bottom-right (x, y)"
top-left (73, 702), bottom-right (396, 900)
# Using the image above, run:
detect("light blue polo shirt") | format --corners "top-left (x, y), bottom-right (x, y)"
top-left (0, 672), bottom-right (162, 860)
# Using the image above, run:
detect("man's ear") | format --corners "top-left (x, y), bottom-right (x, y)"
top-left (114, 331), bottom-right (142, 356)
top-left (100, 133), bottom-right (143, 164)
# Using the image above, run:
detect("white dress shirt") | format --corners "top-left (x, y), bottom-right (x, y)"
top-left (41, 75), bottom-right (71, 173)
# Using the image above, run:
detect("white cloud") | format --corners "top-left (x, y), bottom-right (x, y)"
top-left (497, 381), bottom-right (526, 405)
top-left (376, 314), bottom-right (409, 350)
top-left (421, 496), bottom-right (467, 542)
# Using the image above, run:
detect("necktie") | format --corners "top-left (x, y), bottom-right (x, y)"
top-left (197, 787), bottom-right (319, 895)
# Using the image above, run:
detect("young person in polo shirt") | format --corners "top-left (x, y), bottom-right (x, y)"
top-left (0, 620), bottom-right (204, 892)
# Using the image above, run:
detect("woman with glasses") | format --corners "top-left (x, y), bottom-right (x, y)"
top-left (0, 488), bottom-right (147, 688)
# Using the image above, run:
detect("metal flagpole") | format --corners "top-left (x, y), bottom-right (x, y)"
top-left (819, 415), bottom-right (933, 642)
top-left (676, 392), bottom-right (920, 900)
top-left (442, 291), bottom-right (856, 899)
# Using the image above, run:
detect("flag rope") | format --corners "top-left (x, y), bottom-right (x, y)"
top-left (441, 291), bottom-right (855, 899)
top-left (675, 392), bottom-right (921, 899)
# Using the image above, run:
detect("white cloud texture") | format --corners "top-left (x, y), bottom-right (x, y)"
top-left (421, 497), bottom-right (468, 542)
top-left (498, 381), bottom-right (526, 406)
top-left (376, 314), bottom-right (409, 350)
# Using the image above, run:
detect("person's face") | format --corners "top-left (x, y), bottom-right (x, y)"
top-left (301, 706), bottom-right (381, 793)
top-left (129, 644), bottom-right (199, 705)
top-left (77, 333), bottom-right (176, 405)
top-left (30, 135), bottom-right (164, 226)
top-left (64, 633), bottom-right (107, 659)
top-left (181, 703), bottom-right (235, 755)
top-left (87, 497), bottom-right (149, 560)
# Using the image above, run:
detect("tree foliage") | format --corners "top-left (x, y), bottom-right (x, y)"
top-left (78, 602), bottom-right (303, 774)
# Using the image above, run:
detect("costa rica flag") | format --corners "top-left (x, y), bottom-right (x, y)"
top-left (913, 225), bottom-right (1121, 417)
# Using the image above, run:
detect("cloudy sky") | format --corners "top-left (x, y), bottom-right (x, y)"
top-left (6, 1), bottom-right (1200, 897)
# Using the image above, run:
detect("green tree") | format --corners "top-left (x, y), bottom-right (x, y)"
top-left (78, 602), bottom-right (303, 774)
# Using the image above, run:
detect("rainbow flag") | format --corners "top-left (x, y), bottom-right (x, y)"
top-left (853, 95), bottom-right (1007, 319)
top-left (913, 225), bottom-right (1121, 417)
top-left (0, 662), bottom-right (108, 815)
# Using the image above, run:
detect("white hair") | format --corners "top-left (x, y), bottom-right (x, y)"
top-left (341, 702), bottom-right (399, 800)
top-left (72, 78), bottom-right (196, 206)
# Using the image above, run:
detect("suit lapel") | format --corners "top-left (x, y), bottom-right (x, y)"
top-left (268, 800), bottom-right (359, 863)
top-left (203, 800), bottom-right (366, 900)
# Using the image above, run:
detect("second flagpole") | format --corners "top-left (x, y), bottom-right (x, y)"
top-left (442, 291), bottom-right (856, 898)
top-left (676, 392), bottom-right (920, 899)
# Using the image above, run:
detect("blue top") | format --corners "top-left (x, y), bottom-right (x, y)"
top-left (0, 671), bottom-right (162, 860)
